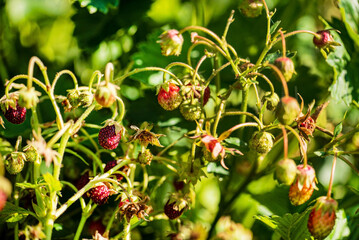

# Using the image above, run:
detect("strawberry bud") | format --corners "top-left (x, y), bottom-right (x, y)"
top-left (275, 158), bottom-right (297, 185)
top-left (5, 152), bottom-right (26, 175)
top-left (180, 99), bottom-right (202, 121)
top-left (289, 164), bottom-right (317, 206)
top-left (274, 57), bottom-right (295, 82)
top-left (239, 0), bottom-right (263, 18)
top-left (137, 149), bottom-right (153, 165)
top-left (79, 90), bottom-right (94, 107)
top-left (94, 83), bottom-right (117, 108)
top-left (158, 29), bottom-right (184, 56)
top-left (66, 89), bottom-right (81, 109)
top-left (249, 131), bottom-right (273, 154)
top-left (313, 30), bottom-right (341, 51)
top-left (275, 96), bottom-right (300, 125)
top-left (307, 196), bottom-right (337, 240)
top-left (18, 87), bottom-right (40, 109)
top-left (261, 92), bottom-right (280, 111)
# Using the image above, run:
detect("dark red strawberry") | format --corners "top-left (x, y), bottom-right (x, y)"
top-left (164, 200), bottom-right (185, 220)
top-left (104, 160), bottom-right (128, 181)
top-left (89, 185), bottom-right (110, 205)
top-left (307, 196), bottom-right (337, 240)
top-left (186, 83), bottom-right (210, 106)
top-left (3, 103), bottom-right (26, 124)
top-left (157, 83), bottom-right (182, 111)
top-left (76, 171), bottom-right (90, 190)
top-left (173, 180), bottom-right (184, 191)
top-left (88, 219), bottom-right (106, 236)
top-left (0, 190), bottom-right (7, 211)
top-left (98, 125), bottom-right (121, 150)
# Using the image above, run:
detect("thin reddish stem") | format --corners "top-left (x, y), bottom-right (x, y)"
top-left (327, 152), bottom-right (337, 199)
top-left (279, 30), bottom-right (286, 58)
top-left (267, 63), bottom-right (289, 97)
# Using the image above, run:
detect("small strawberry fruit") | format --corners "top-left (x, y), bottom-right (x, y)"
top-left (98, 121), bottom-right (122, 150)
top-left (261, 92), bottom-right (280, 111)
top-left (313, 30), bottom-right (341, 51)
top-left (66, 89), bottom-right (81, 109)
top-left (3, 102), bottom-right (26, 124)
top-left (0, 176), bottom-right (12, 211)
top-left (274, 57), bottom-right (295, 82)
top-left (239, 0), bottom-right (263, 18)
top-left (79, 90), bottom-right (94, 107)
top-left (5, 152), bottom-right (26, 175)
top-left (307, 196), bottom-right (337, 240)
top-left (18, 87), bottom-right (40, 109)
top-left (180, 99), bottom-right (202, 121)
top-left (76, 171), bottom-right (90, 190)
top-left (276, 96), bottom-right (300, 125)
top-left (158, 29), bottom-right (184, 56)
top-left (137, 149), bottom-right (153, 165)
top-left (157, 82), bottom-right (182, 111)
top-left (89, 184), bottom-right (110, 205)
top-left (289, 164), bottom-right (317, 206)
top-left (104, 160), bottom-right (128, 181)
top-left (164, 200), bottom-right (185, 220)
top-left (249, 131), bottom-right (273, 154)
top-left (275, 158), bottom-right (297, 185)
top-left (94, 83), bottom-right (117, 108)
top-left (23, 144), bottom-right (39, 162)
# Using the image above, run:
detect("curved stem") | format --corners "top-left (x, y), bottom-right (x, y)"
top-left (251, 72), bottom-right (275, 94)
top-left (271, 30), bottom-right (321, 46)
top-left (218, 122), bottom-right (259, 141)
top-left (115, 96), bottom-right (126, 123)
top-left (192, 55), bottom-right (207, 83)
top-left (267, 63), bottom-right (289, 97)
top-left (88, 70), bottom-right (102, 90)
top-left (114, 67), bottom-right (182, 86)
top-left (179, 26), bottom-right (222, 45)
top-left (222, 10), bottom-right (235, 41)
top-left (284, 126), bottom-right (307, 166)
top-left (164, 62), bottom-right (199, 80)
top-left (105, 62), bottom-right (114, 85)
top-left (52, 70), bottom-right (79, 92)
top-left (27, 56), bottom-right (49, 90)
top-left (223, 111), bottom-right (263, 129)
top-left (327, 152), bottom-right (337, 198)
top-left (192, 35), bottom-right (227, 57)
top-left (5, 75), bottom-right (47, 99)
top-left (261, 0), bottom-right (271, 45)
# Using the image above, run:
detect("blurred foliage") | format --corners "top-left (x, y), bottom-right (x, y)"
top-left (0, 0), bottom-right (358, 239)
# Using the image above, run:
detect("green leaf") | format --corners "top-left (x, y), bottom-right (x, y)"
top-left (333, 122), bottom-right (343, 138)
top-left (64, 149), bottom-right (89, 166)
top-left (339, 0), bottom-right (359, 48)
top-left (0, 137), bottom-right (13, 156)
top-left (78, 0), bottom-right (119, 14)
top-left (206, 162), bottom-right (229, 175)
top-left (0, 202), bottom-right (32, 224)
top-left (326, 209), bottom-right (350, 240)
top-left (54, 223), bottom-right (63, 231)
top-left (263, 50), bottom-right (297, 64)
top-left (270, 21), bottom-right (281, 34)
top-left (43, 173), bottom-right (62, 193)
top-left (254, 215), bottom-right (277, 229)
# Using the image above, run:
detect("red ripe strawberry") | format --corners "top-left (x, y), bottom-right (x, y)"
top-left (164, 200), bottom-right (185, 220)
top-left (88, 219), bottom-right (106, 236)
top-left (0, 190), bottom-right (7, 211)
top-left (157, 83), bottom-right (182, 111)
top-left (89, 184), bottom-right (110, 205)
top-left (3, 103), bottom-right (26, 124)
top-left (104, 160), bottom-right (128, 181)
top-left (98, 125), bottom-right (121, 150)
top-left (307, 196), bottom-right (337, 240)
top-left (289, 164), bottom-right (317, 206)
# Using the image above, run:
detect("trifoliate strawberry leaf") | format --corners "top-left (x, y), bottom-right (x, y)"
top-left (339, 0), bottom-right (359, 48)
top-left (0, 202), bottom-right (34, 224)
top-left (77, 0), bottom-right (119, 14)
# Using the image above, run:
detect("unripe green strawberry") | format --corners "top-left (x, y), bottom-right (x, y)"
top-left (137, 149), bottom-right (153, 165)
top-left (23, 144), bottom-right (39, 162)
top-left (274, 57), bottom-right (295, 82)
top-left (180, 99), bottom-right (201, 121)
top-left (307, 196), bottom-right (337, 240)
top-left (95, 83), bottom-right (117, 108)
top-left (157, 82), bottom-right (182, 111)
top-left (158, 29), bottom-right (184, 56)
top-left (249, 131), bottom-right (273, 154)
top-left (67, 89), bottom-right (81, 109)
top-left (5, 152), bottom-right (26, 175)
top-left (276, 96), bottom-right (300, 125)
top-left (79, 90), bottom-right (94, 107)
top-left (289, 164), bottom-right (317, 206)
top-left (239, 0), bottom-right (263, 18)
top-left (261, 92), bottom-right (280, 111)
top-left (275, 158), bottom-right (297, 185)
top-left (18, 87), bottom-right (40, 109)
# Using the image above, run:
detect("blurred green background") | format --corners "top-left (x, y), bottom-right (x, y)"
top-left (0, 0), bottom-right (358, 239)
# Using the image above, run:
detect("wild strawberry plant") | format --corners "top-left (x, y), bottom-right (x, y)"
top-left (0, 0), bottom-right (358, 240)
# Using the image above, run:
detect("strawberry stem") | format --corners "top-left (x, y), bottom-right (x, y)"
top-left (267, 63), bottom-right (289, 97)
top-left (88, 70), bottom-right (102, 91)
top-left (327, 151), bottom-right (337, 199)
top-left (281, 125), bottom-right (288, 160)
top-left (285, 126), bottom-right (308, 167)
top-left (279, 30), bottom-right (286, 58)
top-left (105, 62), bottom-right (114, 85)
